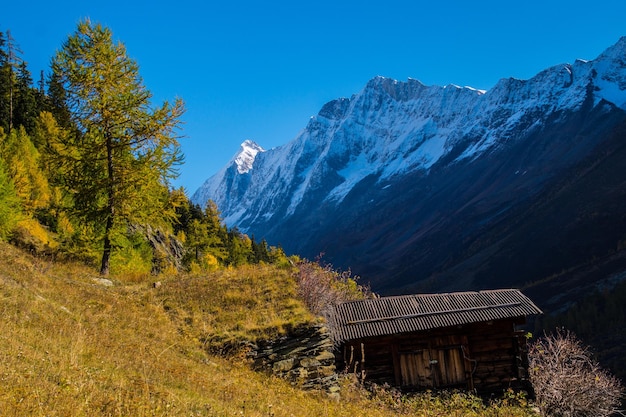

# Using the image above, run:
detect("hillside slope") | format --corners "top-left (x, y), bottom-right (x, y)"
top-left (0, 242), bottom-right (314, 416)
top-left (0, 243), bottom-right (534, 416)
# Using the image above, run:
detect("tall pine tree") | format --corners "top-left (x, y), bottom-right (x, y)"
top-left (1, 30), bottom-right (24, 133)
top-left (0, 31), bottom-right (10, 132)
top-left (51, 20), bottom-right (184, 275)
top-left (14, 61), bottom-right (38, 133)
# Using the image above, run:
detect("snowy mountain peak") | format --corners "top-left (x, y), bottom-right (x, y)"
top-left (318, 98), bottom-right (351, 120)
top-left (233, 140), bottom-right (265, 174)
top-left (591, 36), bottom-right (626, 109)
top-left (192, 37), bottom-right (626, 237)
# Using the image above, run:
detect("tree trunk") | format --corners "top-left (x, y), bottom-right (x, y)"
top-left (100, 225), bottom-right (112, 275)
top-left (100, 132), bottom-right (115, 276)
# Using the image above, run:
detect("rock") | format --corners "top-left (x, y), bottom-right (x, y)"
top-left (129, 224), bottom-right (184, 274)
top-left (284, 346), bottom-right (306, 356)
top-left (299, 358), bottom-right (321, 368)
top-left (92, 278), bottom-right (113, 287)
top-left (292, 367), bottom-right (308, 379)
top-left (272, 358), bottom-right (295, 373)
top-left (316, 365), bottom-right (336, 377)
top-left (251, 324), bottom-right (339, 394)
top-left (315, 351), bottom-right (336, 362)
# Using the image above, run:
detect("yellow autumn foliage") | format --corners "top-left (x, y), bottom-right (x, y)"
top-left (12, 218), bottom-right (58, 252)
top-left (0, 127), bottom-right (51, 214)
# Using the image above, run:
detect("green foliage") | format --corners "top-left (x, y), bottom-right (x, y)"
top-left (0, 30), bottom-right (49, 135)
top-left (0, 126), bottom-right (50, 214)
top-left (342, 381), bottom-right (536, 417)
top-left (173, 195), bottom-right (291, 272)
top-left (109, 229), bottom-right (153, 279)
top-left (269, 245), bottom-right (292, 268)
top-left (53, 221), bottom-right (102, 265)
top-left (224, 227), bottom-right (251, 266)
top-left (45, 70), bottom-right (73, 130)
top-left (0, 31), bottom-right (9, 130)
top-left (251, 236), bottom-right (271, 263)
top-left (11, 218), bottom-right (58, 254)
top-left (13, 61), bottom-right (38, 133)
top-left (183, 200), bottom-right (229, 268)
top-left (50, 19), bottom-right (185, 275)
top-left (0, 25), bottom-right (294, 277)
top-left (0, 158), bottom-right (21, 239)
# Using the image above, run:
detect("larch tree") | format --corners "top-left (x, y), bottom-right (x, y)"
top-left (0, 155), bottom-right (22, 240)
top-left (51, 19), bottom-right (184, 275)
top-left (0, 126), bottom-right (50, 214)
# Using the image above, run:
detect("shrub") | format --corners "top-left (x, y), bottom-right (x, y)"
top-left (528, 329), bottom-right (624, 417)
top-left (295, 258), bottom-right (373, 320)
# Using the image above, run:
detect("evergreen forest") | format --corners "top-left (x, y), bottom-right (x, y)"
top-left (0, 21), bottom-right (288, 278)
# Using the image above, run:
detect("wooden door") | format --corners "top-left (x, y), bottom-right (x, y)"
top-left (431, 347), bottom-right (466, 387)
top-left (400, 349), bottom-right (432, 387)
top-left (400, 347), bottom-right (466, 388)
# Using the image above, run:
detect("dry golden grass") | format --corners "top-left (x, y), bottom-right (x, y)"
top-left (0, 242), bottom-right (537, 416)
top-left (156, 264), bottom-right (316, 354)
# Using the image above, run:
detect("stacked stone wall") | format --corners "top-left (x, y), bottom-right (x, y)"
top-left (248, 324), bottom-right (340, 395)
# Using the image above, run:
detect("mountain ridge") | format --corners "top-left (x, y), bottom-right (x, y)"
top-left (192, 37), bottom-right (626, 299)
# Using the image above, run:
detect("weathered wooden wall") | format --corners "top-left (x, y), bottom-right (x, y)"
top-left (337, 318), bottom-right (529, 394)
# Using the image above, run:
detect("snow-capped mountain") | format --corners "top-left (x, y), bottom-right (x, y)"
top-left (233, 140), bottom-right (265, 174)
top-left (193, 37), bottom-right (626, 299)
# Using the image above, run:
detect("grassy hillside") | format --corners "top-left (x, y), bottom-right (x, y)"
top-left (0, 242), bottom-right (535, 416)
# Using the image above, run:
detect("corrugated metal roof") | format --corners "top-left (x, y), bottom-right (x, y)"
top-left (330, 289), bottom-right (542, 342)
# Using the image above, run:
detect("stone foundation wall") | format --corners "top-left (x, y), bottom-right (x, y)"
top-left (248, 324), bottom-right (340, 395)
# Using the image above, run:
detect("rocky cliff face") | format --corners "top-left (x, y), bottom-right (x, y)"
top-left (193, 38), bottom-right (626, 299)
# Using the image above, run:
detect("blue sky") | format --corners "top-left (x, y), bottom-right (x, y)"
top-left (4, 0), bottom-right (626, 193)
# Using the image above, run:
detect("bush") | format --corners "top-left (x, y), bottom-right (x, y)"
top-left (528, 329), bottom-right (624, 417)
top-left (295, 258), bottom-right (373, 319)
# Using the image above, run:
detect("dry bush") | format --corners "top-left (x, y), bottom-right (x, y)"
top-left (528, 329), bottom-right (624, 417)
top-left (295, 258), bottom-right (373, 319)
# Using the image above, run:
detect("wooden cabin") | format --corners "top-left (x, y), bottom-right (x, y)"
top-left (330, 289), bottom-right (542, 394)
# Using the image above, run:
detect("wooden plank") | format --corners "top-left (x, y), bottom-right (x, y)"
top-left (435, 347), bottom-right (466, 386)
top-left (400, 350), bottom-right (433, 387)
top-left (338, 318), bottom-right (527, 392)
top-left (400, 353), bottom-right (414, 386)
top-left (391, 344), bottom-right (401, 387)
top-left (452, 348), bottom-right (465, 383)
